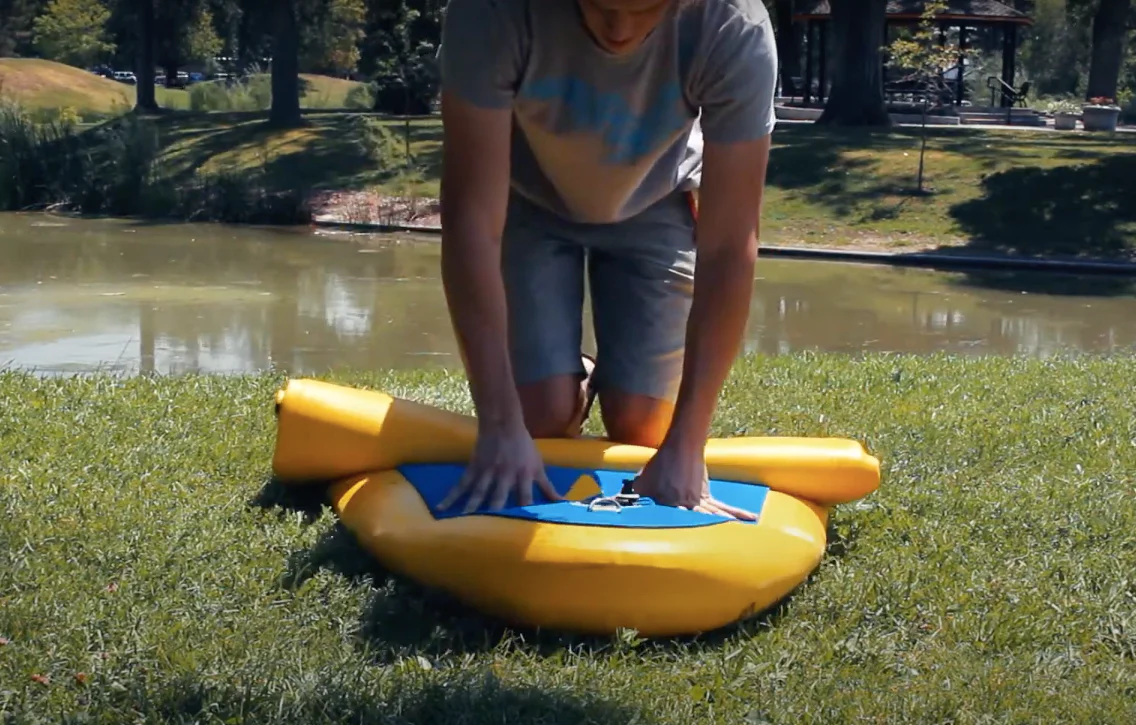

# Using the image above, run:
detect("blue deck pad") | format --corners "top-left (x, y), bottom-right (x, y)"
top-left (397, 464), bottom-right (769, 529)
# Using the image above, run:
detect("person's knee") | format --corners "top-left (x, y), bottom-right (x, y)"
top-left (518, 375), bottom-right (587, 439)
top-left (599, 391), bottom-right (674, 448)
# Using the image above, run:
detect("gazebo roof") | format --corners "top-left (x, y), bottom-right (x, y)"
top-left (793, 0), bottom-right (1032, 24)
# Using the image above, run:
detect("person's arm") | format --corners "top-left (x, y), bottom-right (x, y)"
top-left (439, 95), bottom-right (523, 431)
top-left (661, 134), bottom-right (771, 452)
top-left (661, 7), bottom-right (779, 454)
top-left (435, 0), bottom-right (527, 430)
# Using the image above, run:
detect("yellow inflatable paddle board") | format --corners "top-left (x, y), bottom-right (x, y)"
top-left (271, 378), bottom-right (881, 637)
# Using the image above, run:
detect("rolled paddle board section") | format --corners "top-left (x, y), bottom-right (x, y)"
top-left (271, 379), bottom-right (881, 506)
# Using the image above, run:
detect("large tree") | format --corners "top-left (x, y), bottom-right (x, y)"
top-left (269, 0), bottom-right (301, 126)
top-left (0, 0), bottom-right (47, 56)
top-left (300, 0), bottom-right (366, 76)
top-left (153, 0), bottom-right (222, 85)
top-left (1085, 0), bottom-right (1132, 100)
top-left (817, 0), bottom-right (891, 126)
top-left (134, 0), bottom-right (159, 112)
top-left (31, 0), bottom-right (115, 67)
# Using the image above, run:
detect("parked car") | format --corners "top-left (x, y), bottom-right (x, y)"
top-left (112, 71), bottom-right (137, 85)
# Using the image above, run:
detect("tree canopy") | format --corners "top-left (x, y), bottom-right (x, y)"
top-left (0, 0), bottom-right (1132, 126)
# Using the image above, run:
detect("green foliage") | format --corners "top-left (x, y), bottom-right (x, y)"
top-left (30, 0), bottom-right (114, 68)
top-left (152, 0), bottom-right (221, 74)
top-left (886, 1), bottom-right (969, 94)
top-left (349, 114), bottom-right (408, 167)
top-left (344, 82), bottom-right (376, 109)
top-left (1020, 0), bottom-right (1090, 95)
top-left (884, 1), bottom-right (970, 194)
top-left (1044, 97), bottom-right (1085, 113)
top-left (300, 0), bottom-right (367, 75)
top-left (182, 5), bottom-right (223, 68)
top-left (368, 2), bottom-right (440, 114)
top-left (2, 355), bottom-right (1136, 723)
top-left (0, 0), bottom-right (46, 56)
top-left (188, 75), bottom-right (274, 112)
top-left (0, 100), bottom-right (310, 224)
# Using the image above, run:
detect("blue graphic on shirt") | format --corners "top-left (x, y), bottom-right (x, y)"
top-left (520, 76), bottom-right (689, 165)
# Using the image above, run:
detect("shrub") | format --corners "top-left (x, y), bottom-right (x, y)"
top-left (344, 82), bottom-right (376, 110)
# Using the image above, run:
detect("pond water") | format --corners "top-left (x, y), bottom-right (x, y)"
top-left (2, 212), bottom-right (1135, 376)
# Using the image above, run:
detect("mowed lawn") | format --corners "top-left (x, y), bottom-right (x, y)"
top-left (76, 111), bottom-right (1136, 260)
top-left (4, 59), bottom-right (1133, 259)
top-left (2, 354), bottom-right (1135, 723)
top-left (0, 58), bottom-right (368, 117)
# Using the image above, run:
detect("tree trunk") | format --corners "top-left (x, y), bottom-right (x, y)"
top-left (269, 0), bottom-right (302, 127)
top-left (1085, 0), bottom-right (1132, 101)
top-left (773, 0), bottom-right (802, 96)
top-left (817, 0), bottom-right (891, 127)
top-left (133, 0), bottom-right (159, 114)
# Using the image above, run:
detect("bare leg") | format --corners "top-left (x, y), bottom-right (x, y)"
top-left (516, 355), bottom-right (597, 439)
top-left (596, 389), bottom-right (674, 448)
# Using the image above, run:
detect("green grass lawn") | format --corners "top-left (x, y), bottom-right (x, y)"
top-left (764, 124), bottom-right (1136, 259)
top-left (4, 59), bottom-right (1135, 259)
top-left (2, 355), bottom-right (1135, 723)
top-left (0, 59), bottom-right (367, 118)
top-left (143, 111), bottom-right (439, 194)
top-left (105, 112), bottom-right (1136, 260)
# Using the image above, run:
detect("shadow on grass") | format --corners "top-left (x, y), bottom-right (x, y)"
top-left (90, 110), bottom-right (441, 194)
top-left (927, 129), bottom-right (1131, 167)
top-left (942, 153), bottom-right (1136, 260)
top-left (131, 666), bottom-right (649, 724)
top-left (767, 125), bottom-right (916, 218)
top-left (252, 476), bottom-right (854, 663)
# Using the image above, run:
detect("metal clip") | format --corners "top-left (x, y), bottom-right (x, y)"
top-left (614, 479), bottom-right (640, 506)
top-left (586, 496), bottom-right (623, 513)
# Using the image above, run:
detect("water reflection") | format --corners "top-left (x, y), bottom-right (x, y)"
top-left (1, 212), bottom-right (1134, 376)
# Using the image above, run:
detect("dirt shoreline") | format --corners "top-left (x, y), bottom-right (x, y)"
top-left (310, 190), bottom-right (1136, 268)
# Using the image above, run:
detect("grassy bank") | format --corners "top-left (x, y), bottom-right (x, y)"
top-left (0, 104), bottom-right (418, 224)
top-left (2, 355), bottom-right (1136, 723)
top-left (764, 124), bottom-right (1136, 260)
top-left (3, 76), bottom-right (1135, 258)
top-left (0, 59), bottom-right (371, 121)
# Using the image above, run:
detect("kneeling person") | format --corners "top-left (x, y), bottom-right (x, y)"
top-left (436, 0), bottom-right (778, 517)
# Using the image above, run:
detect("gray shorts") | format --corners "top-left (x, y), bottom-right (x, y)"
top-left (502, 191), bottom-right (696, 402)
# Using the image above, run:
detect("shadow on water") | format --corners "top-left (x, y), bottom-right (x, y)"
top-left (250, 476), bottom-right (852, 664)
top-left (939, 268), bottom-right (1136, 297)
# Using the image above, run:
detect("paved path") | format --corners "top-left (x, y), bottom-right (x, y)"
top-left (775, 117), bottom-right (1136, 134)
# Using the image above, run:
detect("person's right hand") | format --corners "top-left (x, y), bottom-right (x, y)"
top-left (436, 422), bottom-right (562, 514)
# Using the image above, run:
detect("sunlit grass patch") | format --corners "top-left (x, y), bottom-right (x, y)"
top-left (1, 354), bottom-right (1135, 723)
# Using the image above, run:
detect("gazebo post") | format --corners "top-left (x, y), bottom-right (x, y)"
top-left (956, 24), bottom-right (969, 106)
top-left (818, 20), bottom-right (828, 102)
top-left (1001, 23), bottom-right (1018, 107)
top-left (938, 22), bottom-right (955, 107)
top-left (789, 1), bottom-right (1030, 113)
top-left (804, 19), bottom-right (815, 104)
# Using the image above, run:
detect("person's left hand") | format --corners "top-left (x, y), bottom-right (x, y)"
top-left (631, 439), bottom-right (758, 521)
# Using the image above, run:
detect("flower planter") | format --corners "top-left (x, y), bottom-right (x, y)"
top-left (1054, 112), bottom-right (1079, 131)
top-left (1082, 105), bottom-right (1120, 132)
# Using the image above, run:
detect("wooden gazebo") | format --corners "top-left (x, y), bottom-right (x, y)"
top-left (790, 0), bottom-right (1033, 108)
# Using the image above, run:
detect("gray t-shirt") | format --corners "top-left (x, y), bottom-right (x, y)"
top-left (438, 0), bottom-right (779, 225)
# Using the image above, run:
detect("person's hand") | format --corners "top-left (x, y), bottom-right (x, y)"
top-left (631, 439), bottom-right (758, 521)
top-left (437, 421), bottom-right (562, 514)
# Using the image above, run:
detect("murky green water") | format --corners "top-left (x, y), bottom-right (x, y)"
top-left (2, 212), bottom-right (1134, 375)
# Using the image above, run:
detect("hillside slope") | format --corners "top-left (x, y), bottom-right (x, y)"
top-left (0, 58), bottom-right (133, 116)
